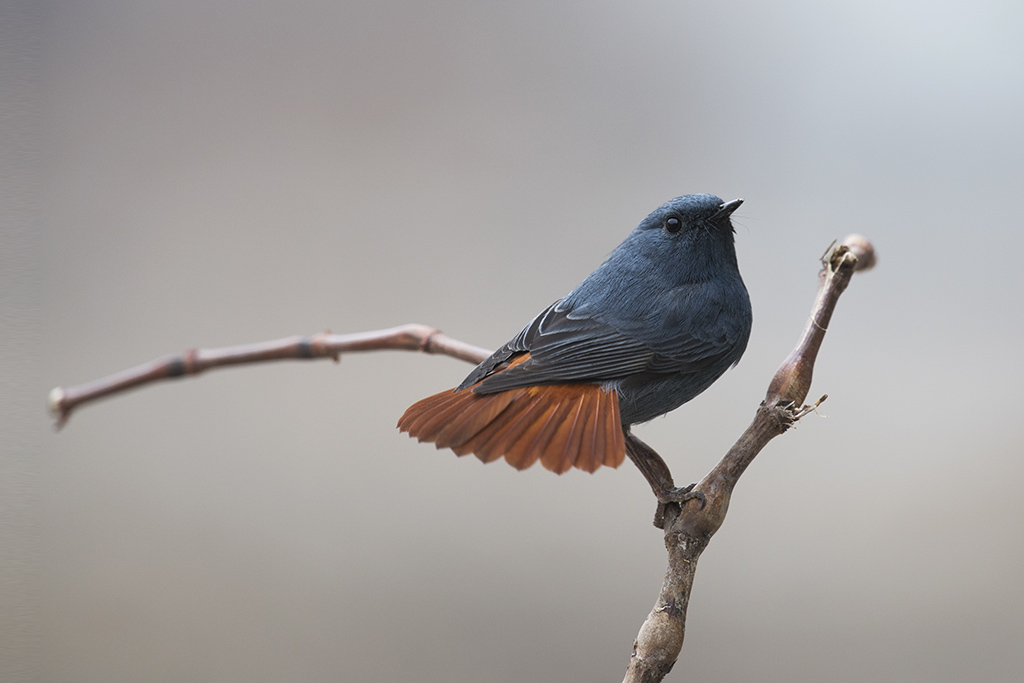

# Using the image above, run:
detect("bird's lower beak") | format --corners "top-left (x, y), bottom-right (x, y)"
top-left (714, 198), bottom-right (743, 219)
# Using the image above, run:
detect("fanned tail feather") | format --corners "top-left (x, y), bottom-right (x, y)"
top-left (397, 379), bottom-right (625, 474)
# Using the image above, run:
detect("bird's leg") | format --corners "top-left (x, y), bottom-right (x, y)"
top-left (624, 430), bottom-right (705, 528)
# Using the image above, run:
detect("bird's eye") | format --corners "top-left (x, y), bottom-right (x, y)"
top-left (664, 217), bottom-right (682, 233)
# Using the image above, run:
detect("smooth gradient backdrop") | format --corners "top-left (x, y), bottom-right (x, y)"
top-left (26, 1), bottom-right (1024, 681)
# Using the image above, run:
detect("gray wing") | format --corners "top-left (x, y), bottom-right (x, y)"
top-left (457, 293), bottom-right (738, 394)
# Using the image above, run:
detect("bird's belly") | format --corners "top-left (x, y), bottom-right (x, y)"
top-left (615, 365), bottom-right (731, 425)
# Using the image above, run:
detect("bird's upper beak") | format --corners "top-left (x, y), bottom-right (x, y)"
top-left (713, 198), bottom-right (743, 220)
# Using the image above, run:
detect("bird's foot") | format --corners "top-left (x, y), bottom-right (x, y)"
top-left (658, 482), bottom-right (706, 509)
top-left (652, 483), bottom-right (705, 528)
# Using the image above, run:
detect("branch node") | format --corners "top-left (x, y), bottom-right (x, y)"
top-left (311, 331), bottom-right (341, 362)
top-left (182, 348), bottom-right (201, 375)
top-left (418, 328), bottom-right (442, 353)
top-left (767, 400), bottom-right (798, 430)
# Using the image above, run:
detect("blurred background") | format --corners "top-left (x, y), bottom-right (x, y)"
top-left (15, 0), bottom-right (1024, 680)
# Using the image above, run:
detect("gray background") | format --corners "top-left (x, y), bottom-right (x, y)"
top-left (21, 0), bottom-right (1024, 681)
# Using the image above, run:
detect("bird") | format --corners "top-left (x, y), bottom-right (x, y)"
top-left (398, 193), bottom-right (752, 487)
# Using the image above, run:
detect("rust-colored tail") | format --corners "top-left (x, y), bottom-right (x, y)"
top-left (397, 380), bottom-right (626, 474)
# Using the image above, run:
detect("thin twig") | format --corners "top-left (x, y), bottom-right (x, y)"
top-left (48, 324), bottom-right (491, 428)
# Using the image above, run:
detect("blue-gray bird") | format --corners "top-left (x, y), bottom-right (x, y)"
top-left (399, 194), bottom-right (751, 479)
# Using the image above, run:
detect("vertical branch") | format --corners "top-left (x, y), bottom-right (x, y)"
top-left (623, 235), bottom-right (875, 683)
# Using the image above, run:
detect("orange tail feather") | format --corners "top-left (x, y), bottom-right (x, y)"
top-left (398, 379), bottom-right (625, 474)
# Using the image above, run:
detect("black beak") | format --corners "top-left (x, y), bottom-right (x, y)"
top-left (713, 198), bottom-right (743, 220)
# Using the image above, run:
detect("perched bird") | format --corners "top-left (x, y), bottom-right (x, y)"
top-left (398, 193), bottom-right (752, 486)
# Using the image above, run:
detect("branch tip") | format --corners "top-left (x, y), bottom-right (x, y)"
top-left (48, 387), bottom-right (70, 429)
top-left (841, 234), bottom-right (876, 272)
top-left (48, 386), bottom-right (64, 414)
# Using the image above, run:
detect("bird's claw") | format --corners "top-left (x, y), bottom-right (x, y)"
top-left (660, 482), bottom-right (706, 509)
top-left (652, 483), bottom-right (705, 528)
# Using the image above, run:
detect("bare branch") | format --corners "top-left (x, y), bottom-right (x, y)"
top-left (622, 234), bottom-right (876, 683)
top-left (49, 235), bottom-right (876, 683)
top-left (48, 324), bottom-right (491, 428)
